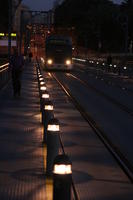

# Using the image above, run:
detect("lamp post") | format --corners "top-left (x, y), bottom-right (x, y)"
top-left (8, 0), bottom-right (23, 58)
top-left (53, 154), bottom-right (72, 200)
top-left (8, 0), bottom-right (12, 59)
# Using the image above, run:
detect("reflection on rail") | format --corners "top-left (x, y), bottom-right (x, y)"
top-left (0, 63), bottom-right (9, 71)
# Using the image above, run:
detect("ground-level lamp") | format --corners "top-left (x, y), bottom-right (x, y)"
top-left (46, 118), bottom-right (60, 176)
top-left (42, 100), bottom-right (54, 142)
top-left (53, 154), bottom-right (72, 200)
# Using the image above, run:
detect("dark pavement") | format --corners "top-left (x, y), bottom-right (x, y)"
top-left (0, 62), bottom-right (46, 200)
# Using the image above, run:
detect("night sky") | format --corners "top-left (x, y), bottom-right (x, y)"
top-left (23, 0), bottom-right (123, 11)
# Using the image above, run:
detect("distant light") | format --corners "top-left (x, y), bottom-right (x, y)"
top-left (39, 78), bottom-right (44, 81)
top-left (114, 65), bottom-right (117, 68)
top-left (0, 33), bottom-right (16, 37)
top-left (0, 33), bottom-right (4, 36)
top-left (47, 59), bottom-right (53, 65)
top-left (66, 59), bottom-right (71, 65)
top-left (41, 57), bottom-right (45, 63)
top-left (11, 33), bottom-right (16, 37)
top-left (47, 30), bottom-right (51, 34)
top-left (124, 66), bottom-right (127, 70)
top-left (40, 81), bottom-right (45, 85)
top-left (42, 93), bottom-right (49, 99)
top-left (73, 58), bottom-right (86, 62)
top-left (40, 86), bottom-right (47, 91)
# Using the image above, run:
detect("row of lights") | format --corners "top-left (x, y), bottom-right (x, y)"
top-left (89, 60), bottom-right (128, 70)
top-left (73, 58), bottom-right (127, 70)
top-left (36, 62), bottom-right (72, 199)
top-left (73, 57), bottom-right (128, 71)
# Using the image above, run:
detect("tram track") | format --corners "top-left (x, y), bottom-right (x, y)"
top-left (77, 64), bottom-right (133, 97)
top-left (50, 72), bottom-right (133, 184)
top-left (68, 72), bottom-right (133, 117)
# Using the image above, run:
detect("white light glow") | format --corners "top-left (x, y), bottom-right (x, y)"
top-left (47, 59), bottom-right (53, 65)
top-left (72, 58), bottom-right (86, 62)
top-left (45, 105), bottom-right (53, 110)
top-left (42, 93), bottom-right (49, 99)
top-left (53, 164), bottom-right (72, 175)
top-left (40, 81), bottom-right (45, 85)
top-left (66, 59), bottom-right (71, 65)
top-left (41, 57), bottom-right (45, 63)
top-left (40, 86), bottom-right (47, 91)
top-left (47, 124), bottom-right (60, 132)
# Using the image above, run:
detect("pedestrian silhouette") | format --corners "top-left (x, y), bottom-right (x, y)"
top-left (10, 48), bottom-right (24, 97)
top-left (29, 52), bottom-right (33, 63)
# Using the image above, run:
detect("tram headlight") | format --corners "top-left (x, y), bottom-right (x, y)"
top-left (65, 59), bottom-right (71, 65)
top-left (47, 59), bottom-right (53, 65)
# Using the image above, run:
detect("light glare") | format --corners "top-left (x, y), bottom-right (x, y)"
top-left (40, 86), bottom-right (47, 91)
top-left (53, 164), bottom-right (72, 174)
top-left (66, 59), bottom-right (71, 65)
top-left (47, 59), bottom-right (53, 65)
top-left (45, 105), bottom-right (53, 110)
top-left (40, 81), bottom-right (45, 85)
top-left (42, 93), bottom-right (49, 99)
top-left (47, 124), bottom-right (60, 131)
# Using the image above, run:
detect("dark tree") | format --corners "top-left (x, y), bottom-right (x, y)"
top-left (0, 0), bottom-right (8, 32)
top-left (120, 0), bottom-right (133, 52)
top-left (54, 0), bottom-right (125, 52)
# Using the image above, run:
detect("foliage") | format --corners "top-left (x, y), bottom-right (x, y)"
top-left (0, 0), bottom-right (8, 32)
top-left (54, 0), bottom-right (133, 53)
top-left (120, 0), bottom-right (133, 49)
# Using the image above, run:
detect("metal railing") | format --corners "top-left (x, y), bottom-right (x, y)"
top-left (0, 63), bottom-right (11, 89)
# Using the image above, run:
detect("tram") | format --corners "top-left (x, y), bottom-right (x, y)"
top-left (45, 35), bottom-right (73, 70)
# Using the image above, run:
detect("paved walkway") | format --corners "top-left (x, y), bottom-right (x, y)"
top-left (0, 62), bottom-right (46, 200)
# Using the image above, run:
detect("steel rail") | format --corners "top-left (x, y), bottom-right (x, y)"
top-left (58, 131), bottom-right (80, 200)
top-left (68, 73), bottom-right (133, 117)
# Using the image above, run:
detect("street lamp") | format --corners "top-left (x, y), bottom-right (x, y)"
top-left (8, 0), bottom-right (23, 58)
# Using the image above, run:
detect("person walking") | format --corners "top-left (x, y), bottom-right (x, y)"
top-left (28, 51), bottom-right (33, 63)
top-left (10, 48), bottom-right (24, 97)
